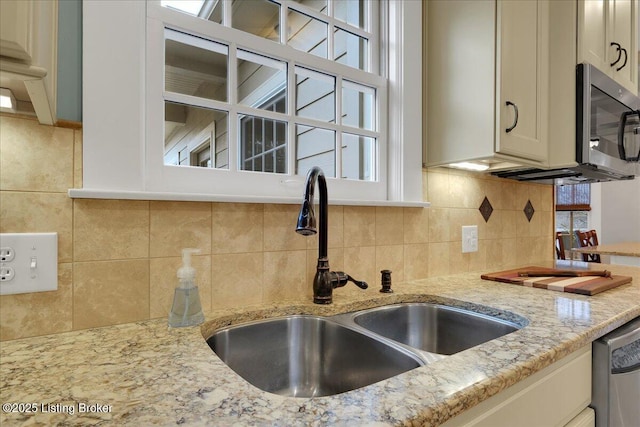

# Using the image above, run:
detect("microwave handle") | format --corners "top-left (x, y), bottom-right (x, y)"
top-left (617, 110), bottom-right (640, 162)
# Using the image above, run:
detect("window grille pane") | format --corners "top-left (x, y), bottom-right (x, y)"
top-left (333, 0), bottom-right (367, 29)
top-left (296, 125), bottom-right (336, 177)
top-left (237, 50), bottom-right (287, 112)
top-left (334, 28), bottom-right (368, 71)
top-left (164, 101), bottom-right (229, 169)
top-left (291, 0), bottom-right (327, 14)
top-left (287, 9), bottom-right (328, 59)
top-left (161, 0), bottom-right (205, 16)
top-left (239, 114), bottom-right (287, 174)
top-left (342, 133), bottom-right (375, 181)
top-left (295, 67), bottom-right (335, 123)
top-left (342, 80), bottom-right (374, 130)
top-left (165, 34), bottom-right (228, 102)
top-left (231, 0), bottom-right (280, 41)
top-left (556, 183), bottom-right (591, 211)
top-left (162, 0), bottom-right (222, 24)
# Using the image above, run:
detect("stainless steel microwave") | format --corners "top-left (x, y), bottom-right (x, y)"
top-left (494, 63), bottom-right (640, 184)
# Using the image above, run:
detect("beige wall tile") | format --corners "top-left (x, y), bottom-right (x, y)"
top-left (343, 246), bottom-right (376, 294)
top-left (0, 191), bottom-right (73, 262)
top-left (485, 239), bottom-right (505, 270)
top-left (264, 204), bottom-right (307, 251)
top-left (501, 180), bottom-right (518, 211)
top-left (448, 209), bottom-right (474, 242)
top-left (73, 129), bottom-right (83, 188)
top-left (483, 179), bottom-right (504, 211)
top-left (448, 241), bottom-right (469, 274)
top-left (468, 243), bottom-right (487, 272)
top-left (376, 207), bottom-right (404, 245)
top-left (212, 253), bottom-right (263, 309)
top-left (426, 170), bottom-right (449, 207)
top-left (263, 250), bottom-right (307, 303)
top-left (149, 255), bottom-right (211, 319)
top-left (74, 199), bottom-right (150, 261)
top-left (404, 244), bottom-right (429, 281)
top-left (376, 245), bottom-right (404, 283)
top-left (150, 201), bottom-right (212, 258)
top-left (515, 208), bottom-right (534, 238)
top-left (403, 207), bottom-right (429, 244)
top-left (501, 238), bottom-right (518, 268)
top-left (483, 209), bottom-right (503, 240)
top-left (73, 259), bottom-right (150, 330)
top-left (0, 116), bottom-right (74, 192)
top-left (500, 210), bottom-right (517, 239)
top-left (428, 242), bottom-right (450, 277)
top-left (429, 208), bottom-right (450, 243)
top-left (448, 173), bottom-right (484, 209)
top-left (540, 185), bottom-right (554, 211)
top-left (212, 203), bottom-right (263, 254)
top-left (343, 206), bottom-right (376, 247)
top-left (0, 263), bottom-right (73, 341)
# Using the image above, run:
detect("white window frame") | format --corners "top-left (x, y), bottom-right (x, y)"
top-left (76, 0), bottom-right (424, 205)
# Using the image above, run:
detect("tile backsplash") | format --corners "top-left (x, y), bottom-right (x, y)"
top-left (0, 115), bottom-right (554, 340)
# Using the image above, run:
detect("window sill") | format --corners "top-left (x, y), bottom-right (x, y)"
top-left (67, 188), bottom-right (430, 208)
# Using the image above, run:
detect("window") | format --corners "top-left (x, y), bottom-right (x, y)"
top-left (555, 183), bottom-right (591, 258)
top-left (78, 1), bottom-right (423, 204)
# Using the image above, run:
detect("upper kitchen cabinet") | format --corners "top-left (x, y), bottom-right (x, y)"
top-left (426, 0), bottom-right (548, 171)
top-left (0, 0), bottom-right (57, 125)
top-left (578, 0), bottom-right (638, 94)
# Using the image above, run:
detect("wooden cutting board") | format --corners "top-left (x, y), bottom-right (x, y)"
top-left (481, 266), bottom-right (632, 296)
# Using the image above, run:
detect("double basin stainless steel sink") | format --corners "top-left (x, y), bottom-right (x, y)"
top-left (206, 302), bottom-right (526, 398)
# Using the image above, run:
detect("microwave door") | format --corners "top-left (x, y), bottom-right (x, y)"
top-left (590, 86), bottom-right (635, 162)
top-left (617, 110), bottom-right (640, 162)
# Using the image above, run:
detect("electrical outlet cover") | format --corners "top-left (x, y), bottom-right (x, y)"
top-left (0, 233), bottom-right (58, 295)
top-left (462, 225), bottom-right (478, 253)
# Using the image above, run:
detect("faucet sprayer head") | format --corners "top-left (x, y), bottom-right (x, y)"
top-left (296, 200), bottom-right (317, 236)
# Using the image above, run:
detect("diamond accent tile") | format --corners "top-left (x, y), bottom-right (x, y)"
top-left (479, 196), bottom-right (493, 223)
top-left (524, 199), bottom-right (535, 222)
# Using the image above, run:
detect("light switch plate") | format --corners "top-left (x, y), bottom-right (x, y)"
top-left (462, 225), bottom-right (478, 253)
top-left (0, 233), bottom-right (58, 295)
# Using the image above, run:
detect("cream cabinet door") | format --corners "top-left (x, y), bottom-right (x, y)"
top-left (578, 0), bottom-right (638, 94)
top-left (609, 0), bottom-right (637, 92)
top-left (0, 0), bottom-right (34, 61)
top-left (496, 0), bottom-right (547, 162)
top-left (577, 0), bottom-right (609, 72)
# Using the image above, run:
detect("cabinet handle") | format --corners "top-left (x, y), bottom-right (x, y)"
top-left (505, 101), bottom-right (518, 133)
top-left (610, 42), bottom-right (622, 65)
top-left (617, 110), bottom-right (640, 161)
top-left (610, 42), bottom-right (623, 67)
top-left (616, 48), bottom-right (628, 72)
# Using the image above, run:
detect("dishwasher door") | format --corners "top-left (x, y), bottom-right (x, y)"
top-left (591, 316), bottom-right (640, 427)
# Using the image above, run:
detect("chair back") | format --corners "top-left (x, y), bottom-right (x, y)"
top-left (575, 229), bottom-right (601, 263)
top-left (555, 232), bottom-right (566, 260)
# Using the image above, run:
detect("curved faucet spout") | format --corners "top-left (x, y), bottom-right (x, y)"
top-left (296, 167), bottom-right (367, 304)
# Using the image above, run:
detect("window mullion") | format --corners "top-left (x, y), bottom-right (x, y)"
top-left (228, 42), bottom-right (238, 172)
top-left (335, 75), bottom-right (343, 178)
top-left (287, 58), bottom-right (296, 176)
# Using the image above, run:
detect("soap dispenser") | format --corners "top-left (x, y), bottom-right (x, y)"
top-left (168, 248), bottom-right (205, 328)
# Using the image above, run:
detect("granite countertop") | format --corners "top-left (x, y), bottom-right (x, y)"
top-left (571, 242), bottom-right (640, 257)
top-left (2, 261), bottom-right (639, 426)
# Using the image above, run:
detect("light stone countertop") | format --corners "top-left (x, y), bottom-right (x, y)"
top-left (571, 242), bottom-right (640, 257)
top-left (1, 261), bottom-right (639, 426)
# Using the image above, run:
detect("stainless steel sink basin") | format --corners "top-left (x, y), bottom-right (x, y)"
top-left (347, 303), bottom-right (521, 355)
top-left (206, 315), bottom-right (422, 397)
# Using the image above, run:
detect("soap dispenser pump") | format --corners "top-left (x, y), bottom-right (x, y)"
top-left (168, 248), bottom-right (205, 328)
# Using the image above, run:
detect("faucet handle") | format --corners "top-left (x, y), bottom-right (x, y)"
top-left (331, 271), bottom-right (368, 290)
top-left (346, 274), bottom-right (368, 289)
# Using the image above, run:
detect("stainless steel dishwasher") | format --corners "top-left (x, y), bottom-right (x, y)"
top-left (591, 316), bottom-right (640, 427)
